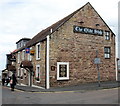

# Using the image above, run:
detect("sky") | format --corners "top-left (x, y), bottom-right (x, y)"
top-left (0, 0), bottom-right (119, 75)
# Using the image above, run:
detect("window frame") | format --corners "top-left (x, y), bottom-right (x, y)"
top-left (104, 31), bottom-right (110, 40)
top-left (21, 68), bottom-right (24, 80)
top-left (18, 52), bottom-right (20, 63)
top-left (36, 65), bottom-right (40, 82)
top-left (57, 62), bottom-right (69, 80)
top-left (36, 43), bottom-right (41, 60)
top-left (27, 47), bottom-right (32, 61)
top-left (104, 47), bottom-right (111, 59)
top-left (30, 47), bottom-right (32, 61)
top-left (22, 50), bottom-right (25, 60)
top-left (17, 68), bottom-right (20, 78)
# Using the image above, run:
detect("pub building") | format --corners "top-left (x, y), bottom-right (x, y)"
top-left (10, 2), bottom-right (116, 89)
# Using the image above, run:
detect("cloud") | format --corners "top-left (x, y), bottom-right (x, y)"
top-left (0, 0), bottom-right (119, 72)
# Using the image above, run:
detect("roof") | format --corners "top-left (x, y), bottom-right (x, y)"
top-left (16, 38), bottom-right (31, 44)
top-left (25, 3), bottom-right (93, 48)
top-left (15, 2), bottom-right (115, 53)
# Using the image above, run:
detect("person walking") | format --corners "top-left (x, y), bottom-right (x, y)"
top-left (10, 73), bottom-right (17, 91)
top-left (2, 77), bottom-right (5, 86)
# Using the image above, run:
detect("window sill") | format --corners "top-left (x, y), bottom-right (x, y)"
top-left (104, 58), bottom-right (110, 59)
top-left (36, 58), bottom-right (41, 61)
top-left (57, 77), bottom-right (69, 80)
top-left (36, 81), bottom-right (40, 83)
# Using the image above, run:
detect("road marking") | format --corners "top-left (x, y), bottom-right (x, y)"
top-left (15, 89), bottom-right (24, 92)
top-left (3, 86), bottom-right (120, 94)
top-left (2, 86), bottom-right (24, 92)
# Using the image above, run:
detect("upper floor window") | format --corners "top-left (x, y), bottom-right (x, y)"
top-left (21, 68), bottom-right (24, 80)
top-left (105, 31), bottom-right (110, 40)
top-left (104, 47), bottom-right (111, 59)
top-left (36, 43), bottom-right (41, 60)
top-left (17, 68), bottom-right (20, 77)
top-left (22, 50), bottom-right (25, 60)
top-left (28, 47), bottom-right (32, 61)
top-left (18, 52), bottom-right (20, 63)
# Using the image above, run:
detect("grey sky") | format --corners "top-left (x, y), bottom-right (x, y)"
top-left (0, 0), bottom-right (119, 74)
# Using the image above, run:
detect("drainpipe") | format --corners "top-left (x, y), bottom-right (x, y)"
top-left (116, 58), bottom-right (119, 81)
top-left (46, 35), bottom-right (50, 89)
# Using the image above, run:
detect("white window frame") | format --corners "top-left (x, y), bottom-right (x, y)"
top-left (27, 47), bottom-right (32, 61)
top-left (36, 43), bottom-right (41, 60)
top-left (104, 31), bottom-right (110, 40)
top-left (57, 62), bottom-right (69, 80)
top-left (29, 47), bottom-right (32, 61)
top-left (21, 68), bottom-right (24, 80)
top-left (18, 52), bottom-right (20, 63)
top-left (36, 65), bottom-right (40, 82)
top-left (104, 47), bottom-right (111, 59)
top-left (17, 68), bottom-right (20, 77)
top-left (27, 53), bottom-right (30, 61)
top-left (22, 50), bottom-right (25, 60)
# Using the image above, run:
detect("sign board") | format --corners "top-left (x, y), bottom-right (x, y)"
top-left (26, 48), bottom-right (30, 53)
top-left (94, 58), bottom-right (101, 64)
top-left (30, 50), bottom-right (35, 55)
top-left (9, 54), bottom-right (16, 62)
top-left (73, 25), bottom-right (103, 36)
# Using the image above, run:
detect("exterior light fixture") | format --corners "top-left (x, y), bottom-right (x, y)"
top-left (96, 24), bottom-right (100, 26)
top-left (79, 21), bottom-right (84, 24)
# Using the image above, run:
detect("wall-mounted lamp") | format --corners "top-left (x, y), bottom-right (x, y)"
top-left (78, 21), bottom-right (84, 24)
top-left (96, 24), bottom-right (100, 26)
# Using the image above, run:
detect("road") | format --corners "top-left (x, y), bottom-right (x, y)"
top-left (2, 86), bottom-right (119, 104)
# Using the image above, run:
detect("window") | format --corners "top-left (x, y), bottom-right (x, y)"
top-left (104, 47), bottom-right (111, 59)
top-left (36, 65), bottom-right (40, 82)
top-left (17, 68), bottom-right (20, 77)
top-left (57, 62), bottom-right (69, 80)
top-left (29, 47), bottom-right (32, 61)
top-left (18, 52), bottom-right (20, 63)
top-left (105, 31), bottom-right (110, 40)
top-left (28, 53), bottom-right (30, 61)
top-left (21, 68), bottom-right (24, 80)
top-left (22, 50), bottom-right (25, 60)
top-left (36, 43), bottom-right (40, 60)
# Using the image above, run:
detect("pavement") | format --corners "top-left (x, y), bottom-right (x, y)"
top-left (10, 81), bottom-right (120, 93)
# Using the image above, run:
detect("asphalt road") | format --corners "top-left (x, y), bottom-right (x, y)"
top-left (2, 86), bottom-right (119, 104)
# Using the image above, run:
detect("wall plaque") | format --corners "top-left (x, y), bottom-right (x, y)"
top-left (73, 25), bottom-right (103, 36)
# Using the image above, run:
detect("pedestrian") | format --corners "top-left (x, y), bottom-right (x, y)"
top-left (10, 73), bottom-right (17, 91)
top-left (2, 77), bottom-right (5, 86)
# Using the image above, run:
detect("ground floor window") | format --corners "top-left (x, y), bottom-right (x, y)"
top-left (104, 47), bottom-right (111, 59)
top-left (17, 68), bottom-right (20, 78)
top-left (57, 62), bottom-right (69, 80)
top-left (36, 65), bottom-right (40, 82)
top-left (20, 68), bottom-right (24, 80)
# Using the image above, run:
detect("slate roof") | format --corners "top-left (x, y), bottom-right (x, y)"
top-left (15, 2), bottom-right (115, 53)
top-left (16, 38), bottom-right (31, 44)
top-left (25, 4), bottom-right (85, 48)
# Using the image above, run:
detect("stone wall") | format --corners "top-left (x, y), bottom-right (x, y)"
top-left (15, 41), bottom-right (46, 88)
top-left (49, 3), bottom-right (116, 87)
top-left (15, 3), bottom-right (116, 88)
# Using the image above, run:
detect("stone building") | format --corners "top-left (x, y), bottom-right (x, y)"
top-left (11, 2), bottom-right (116, 89)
